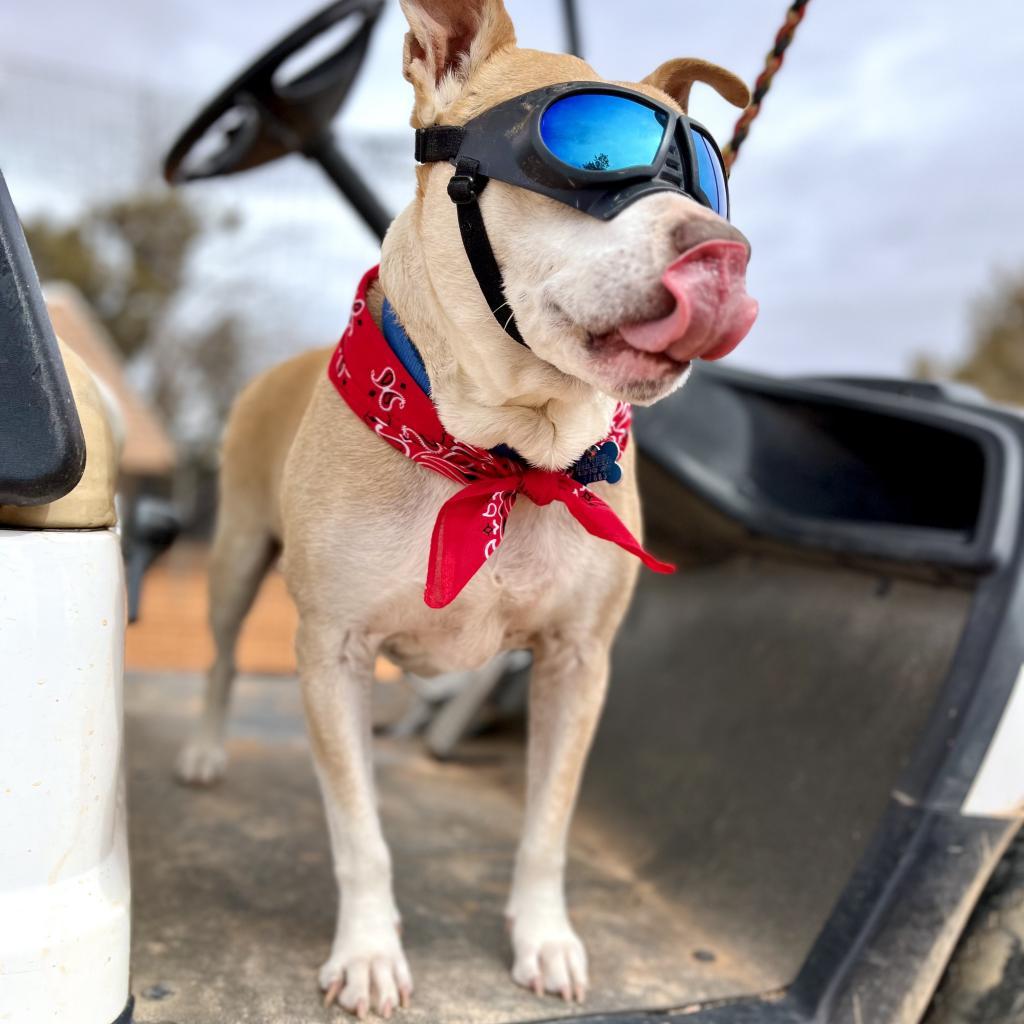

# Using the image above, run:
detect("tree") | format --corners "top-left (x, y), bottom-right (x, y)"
top-left (25, 191), bottom-right (203, 359)
top-left (954, 274), bottom-right (1024, 404)
top-left (917, 272), bottom-right (1024, 405)
top-left (25, 191), bottom-right (245, 467)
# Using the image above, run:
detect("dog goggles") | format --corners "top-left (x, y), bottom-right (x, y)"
top-left (414, 82), bottom-right (731, 347)
top-left (416, 81), bottom-right (730, 220)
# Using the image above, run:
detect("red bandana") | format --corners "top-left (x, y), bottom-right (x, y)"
top-left (328, 266), bottom-right (675, 608)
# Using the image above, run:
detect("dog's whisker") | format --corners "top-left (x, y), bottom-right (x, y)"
top-left (491, 300), bottom-right (519, 332)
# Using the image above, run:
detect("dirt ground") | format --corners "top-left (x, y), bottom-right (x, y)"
top-left (126, 541), bottom-right (398, 681)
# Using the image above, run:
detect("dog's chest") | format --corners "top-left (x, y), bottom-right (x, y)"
top-left (375, 488), bottom-right (600, 675)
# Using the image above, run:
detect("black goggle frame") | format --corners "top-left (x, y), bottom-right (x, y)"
top-left (415, 80), bottom-right (730, 222)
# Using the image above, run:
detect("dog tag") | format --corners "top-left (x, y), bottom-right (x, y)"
top-left (571, 440), bottom-right (622, 486)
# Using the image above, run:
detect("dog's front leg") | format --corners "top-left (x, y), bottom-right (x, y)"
top-left (507, 634), bottom-right (610, 1003)
top-left (298, 619), bottom-right (412, 1018)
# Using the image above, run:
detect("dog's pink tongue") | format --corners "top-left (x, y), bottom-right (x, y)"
top-left (618, 240), bottom-right (758, 362)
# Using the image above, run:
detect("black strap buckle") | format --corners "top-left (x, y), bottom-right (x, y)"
top-left (447, 159), bottom-right (487, 205)
top-left (448, 174), bottom-right (480, 205)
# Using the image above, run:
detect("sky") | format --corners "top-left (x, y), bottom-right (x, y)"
top-left (3, 0), bottom-right (1024, 389)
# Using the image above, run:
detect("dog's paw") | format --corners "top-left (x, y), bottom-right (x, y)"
top-left (319, 928), bottom-right (413, 1018)
top-left (510, 914), bottom-right (588, 1003)
top-left (175, 740), bottom-right (227, 787)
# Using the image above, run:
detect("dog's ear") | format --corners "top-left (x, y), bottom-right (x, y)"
top-left (400, 0), bottom-right (517, 126)
top-left (642, 58), bottom-right (750, 113)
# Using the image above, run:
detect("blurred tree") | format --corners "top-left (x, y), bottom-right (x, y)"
top-left (916, 272), bottom-right (1024, 404)
top-left (26, 191), bottom-right (202, 358)
top-left (954, 274), bottom-right (1024, 403)
top-left (25, 191), bottom-right (245, 474)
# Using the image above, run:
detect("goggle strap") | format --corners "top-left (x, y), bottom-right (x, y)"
top-left (451, 159), bottom-right (528, 348)
top-left (414, 126), bottom-right (466, 164)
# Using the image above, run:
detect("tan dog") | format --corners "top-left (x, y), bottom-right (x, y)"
top-left (176, 0), bottom-right (753, 1015)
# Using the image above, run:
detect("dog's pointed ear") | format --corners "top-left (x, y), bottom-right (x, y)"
top-left (400, 0), bottom-right (517, 126)
top-left (642, 58), bottom-right (750, 113)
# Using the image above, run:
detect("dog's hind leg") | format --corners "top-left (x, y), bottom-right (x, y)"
top-left (175, 514), bottom-right (277, 786)
top-left (506, 633), bottom-right (611, 1004)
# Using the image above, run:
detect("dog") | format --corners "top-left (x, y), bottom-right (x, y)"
top-left (175, 0), bottom-right (754, 1015)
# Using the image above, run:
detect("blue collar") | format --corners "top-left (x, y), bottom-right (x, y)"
top-left (379, 297), bottom-right (621, 485)
top-left (382, 299), bottom-right (431, 396)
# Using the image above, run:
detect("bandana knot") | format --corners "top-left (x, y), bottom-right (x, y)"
top-left (328, 266), bottom-right (675, 608)
top-left (520, 469), bottom-right (563, 506)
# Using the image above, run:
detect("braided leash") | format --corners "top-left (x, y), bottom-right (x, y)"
top-left (723, 0), bottom-right (812, 175)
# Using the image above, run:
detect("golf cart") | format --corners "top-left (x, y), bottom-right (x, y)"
top-left (2, 2), bottom-right (1022, 1022)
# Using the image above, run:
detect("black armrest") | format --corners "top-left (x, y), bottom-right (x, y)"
top-left (0, 170), bottom-right (86, 506)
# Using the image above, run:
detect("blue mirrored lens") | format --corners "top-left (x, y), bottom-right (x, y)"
top-left (540, 93), bottom-right (666, 172)
top-left (690, 127), bottom-right (729, 218)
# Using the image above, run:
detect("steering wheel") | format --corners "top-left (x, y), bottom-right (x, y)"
top-left (163, 0), bottom-right (391, 238)
top-left (164, 0), bottom-right (384, 181)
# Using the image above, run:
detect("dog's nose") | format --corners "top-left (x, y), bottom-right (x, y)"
top-left (673, 219), bottom-right (751, 261)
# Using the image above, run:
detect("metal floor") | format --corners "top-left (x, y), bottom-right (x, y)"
top-left (126, 673), bottom-right (760, 1024)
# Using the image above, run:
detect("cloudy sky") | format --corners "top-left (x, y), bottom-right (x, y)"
top-left (4, 0), bottom-right (1024, 383)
